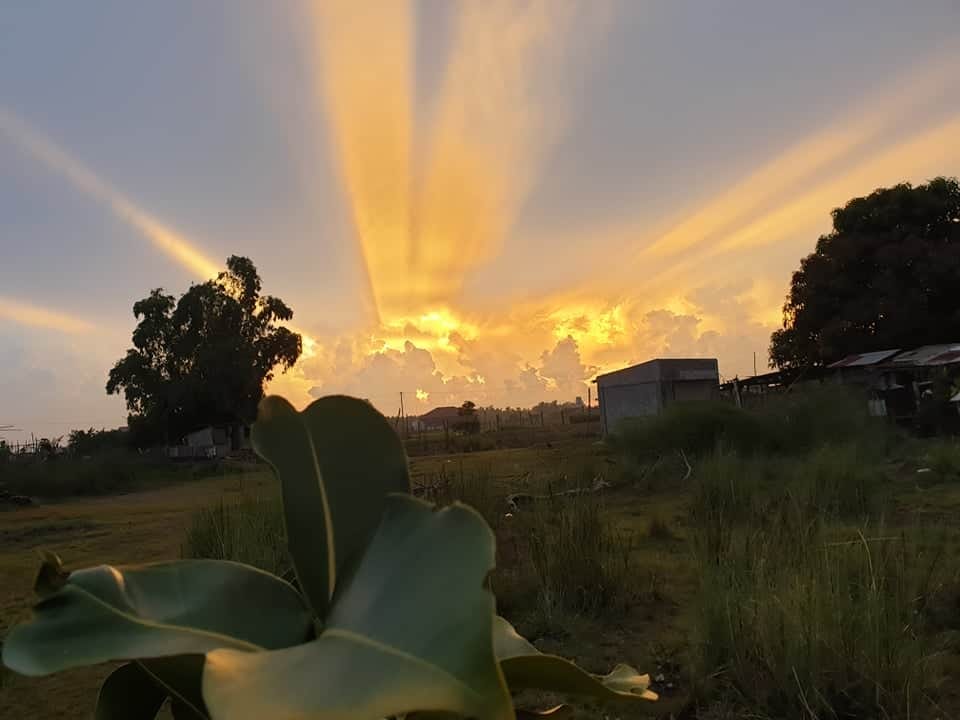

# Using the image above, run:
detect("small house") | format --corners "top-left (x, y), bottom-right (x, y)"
top-left (417, 406), bottom-right (462, 432)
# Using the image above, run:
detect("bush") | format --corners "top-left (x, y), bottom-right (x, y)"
top-left (613, 387), bottom-right (894, 465)
top-left (181, 494), bottom-right (289, 577)
top-left (613, 401), bottom-right (773, 461)
top-left (0, 453), bottom-right (142, 498)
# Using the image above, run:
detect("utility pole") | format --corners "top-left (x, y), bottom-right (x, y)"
top-left (399, 391), bottom-right (407, 438)
top-left (753, 352), bottom-right (758, 377)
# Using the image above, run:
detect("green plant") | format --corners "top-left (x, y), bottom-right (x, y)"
top-left (182, 495), bottom-right (289, 577)
top-left (2, 395), bottom-right (656, 719)
top-left (685, 437), bottom-right (948, 718)
top-left (525, 494), bottom-right (636, 620)
top-left (921, 438), bottom-right (960, 482)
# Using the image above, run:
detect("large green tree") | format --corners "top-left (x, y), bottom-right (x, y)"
top-left (107, 256), bottom-right (302, 445)
top-left (770, 177), bottom-right (960, 369)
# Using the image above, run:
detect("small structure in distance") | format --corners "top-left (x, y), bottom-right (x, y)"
top-left (594, 358), bottom-right (720, 435)
top-left (416, 406), bottom-right (462, 432)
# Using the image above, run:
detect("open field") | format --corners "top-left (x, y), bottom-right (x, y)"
top-left (3, 408), bottom-right (960, 719)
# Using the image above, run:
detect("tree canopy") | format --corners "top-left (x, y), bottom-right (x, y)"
top-left (107, 256), bottom-right (302, 445)
top-left (770, 177), bottom-right (960, 369)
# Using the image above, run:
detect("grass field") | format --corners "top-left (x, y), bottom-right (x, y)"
top-left (2, 407), bottom-right (960, 719)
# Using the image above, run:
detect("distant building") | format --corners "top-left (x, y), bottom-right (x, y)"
top-left (594, 358), bottom-right (720, 435)
top-left (417, 406), bottom-right (462, 431)
top-left (168, 425), bottom-right (234, 459)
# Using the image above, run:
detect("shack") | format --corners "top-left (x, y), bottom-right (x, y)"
top-left (594, 358), bottom-right (719, 435)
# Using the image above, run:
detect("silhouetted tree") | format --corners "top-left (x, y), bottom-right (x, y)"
top-left (771, 177), bottom-right (960, 369)
top-left (68, 427), bottom-right (132, 456)
top-left (455, 400), bottom-right (480, 434)
top-left (107, 256), bottom-right (301, 446)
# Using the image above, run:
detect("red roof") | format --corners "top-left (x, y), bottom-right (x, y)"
top-left (418, 406), bottom-right (461, 422)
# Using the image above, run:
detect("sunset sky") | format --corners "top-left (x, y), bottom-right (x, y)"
top-left (2, 1), bottom-right (959, 439)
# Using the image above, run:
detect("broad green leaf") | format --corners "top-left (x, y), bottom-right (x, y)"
top-left (251, 395), bottom-right (410, 618)
top-left (494, 616), bottom-right (658, 703)
top-left (2, 559), bottom-right (313, 676)
top-left (203, 495), bottom-right (513, 720)
top-left (94, 663), bottom-right (166, 720)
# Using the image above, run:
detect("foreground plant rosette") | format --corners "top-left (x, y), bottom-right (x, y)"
top-left (2, 395), bottom-right (657, 719)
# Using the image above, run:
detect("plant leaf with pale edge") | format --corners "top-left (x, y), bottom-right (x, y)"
top-left (140, 656), bottom-right (209, 720)
top-left (251, 394), bottom-right (410, 618)
top-left (494, 616), bottom-right (658, 702)
top-left (2, 559), bottom-right (313, 676)
top-left (94, 663), bottom-right (167, 720)
top-left (203, 495), bottom-right (514, 720)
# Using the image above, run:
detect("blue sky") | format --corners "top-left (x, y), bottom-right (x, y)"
top-left (1, 1), bottom-right (958, 439)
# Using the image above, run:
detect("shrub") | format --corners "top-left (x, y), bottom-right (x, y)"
top-left (613, 387), bottom-right (894, 465)
top-left (613, 401), bottom-right (773, 462)
top-left (0, 453), bottom-right (141, 498)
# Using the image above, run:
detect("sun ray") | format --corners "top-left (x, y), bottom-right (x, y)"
top-left (409, 0), bottom-right (581, 313)
top-left (0, 107), bottom-right (221, 279)
top-left (624, 47), bottom-right (959, 264)
top-left (0, 296), bottom-right (93, 334)
top-left (304, 0), bottom-right (415, 323)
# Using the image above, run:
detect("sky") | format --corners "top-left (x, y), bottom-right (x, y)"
top-left (1, 1), bottom-right (959, 440)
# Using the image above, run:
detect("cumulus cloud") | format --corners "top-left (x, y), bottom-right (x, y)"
top-left (278, 278), bottom-right (781, 414)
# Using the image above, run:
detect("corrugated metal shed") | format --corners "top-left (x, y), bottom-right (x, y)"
top-left (594, 358), bottom-right (719, 386)
top-left (828, 349), bottom-right (901, 368)
top-left (889, 343), bottom-right (960, 367)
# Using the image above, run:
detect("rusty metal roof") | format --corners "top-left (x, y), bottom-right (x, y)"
top-left (889, 343), bottom-right (960, 366)
top-left (828, 349), bottom-right (901, 368)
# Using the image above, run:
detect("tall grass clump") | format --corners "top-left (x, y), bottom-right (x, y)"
top-left (181, 494), bottom-right (289, 577)
top-left (689, 449), bottom-right (945, 718)
top-left (521, 494), bottom-right (636, 622)
top-left (920, 437), bottom-right (960, 482)
top-left (793, 442), bottom-right (886, 519)
top-left (446, 464), bottom-right (502, 531)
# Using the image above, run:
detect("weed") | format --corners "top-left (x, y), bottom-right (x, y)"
top-left (691, 505), bottom-right (946, 718)
top-left (921, 438), bottom-right (960, 483)
top-left (522, 494), bottom-right (636, 622)
top-left (181, 494), bottom-right (289, 577)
